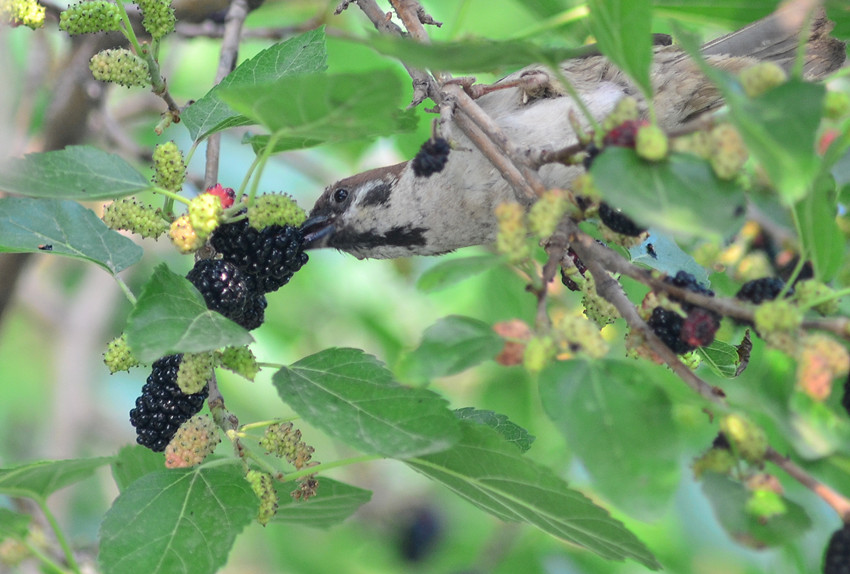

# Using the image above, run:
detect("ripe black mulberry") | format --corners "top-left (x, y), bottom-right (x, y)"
top-left (186, 258), bottom-right (266, 330)
top-left (129, 355), bottom-right (208, 452)
top-left (824, 522), bottom-right (850, 574)
top-left (412, 138), bottom-right (450, 177)
top-left (735, 277), bottom-right (790, 304)
top-left (210, 219), bottom-right (308, 294)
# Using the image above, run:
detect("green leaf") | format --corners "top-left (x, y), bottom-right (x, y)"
top-left (0, 508), bottom-right (30, 539)
top-left (591, 148), bottom-right (745, 240)
top-left (273, 348), bottom-right (461, 458)
top-left (111, 445), bottom-right (165, 492)
top-left (539, 359), bottom-right (680, 520)
top-left (396, 316), bottom-right (504, 381)
top-left (125, 264), bottom-right (253, 363)
top-left (587, 0), bottom-right (653, 99)
top-left (794, 174), bottom-right (843, 281)
top-left (0, 197), bottom-right (143, 275)
top-left (0, 457), bottom-right (113, 501)
top-left (0, 146), bottom-right (150, 200)
top-left (182, 28), bottom-right (328, 140)
top-left (98, 464), bottom-right (256, 574)
top-left (701, 473), bottom-right (812, 547)
top-left (628, 231), bottom-right (709, 285)
top-left (405, 421), bottom-right (660, 569)
top-left (273, 477), bottom-right (372, 528)
top-left (731, 81), bottom-right (824, 204)
top-left (671, 24), bottom-right (824, 203)
top-left (697, 340), bottom-right (741, 379)
top-left (454, 407), bottom-right (535, 453)
top-left (352, 34), bottom-right (585, 74)
top-left (219, 71), bottom-right (417, 154)
top-left (416, 254), bottom-right (503, 292)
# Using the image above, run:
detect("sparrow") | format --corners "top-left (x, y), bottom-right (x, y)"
top-left (302, 5), bottom-right (845, 260)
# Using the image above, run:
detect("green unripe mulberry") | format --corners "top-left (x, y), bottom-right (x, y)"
top-left (4, 0), bottom-right (46, 29)
top-left (188, 194), bottom-right (223, 239)
top-left (60, 1), bottom-right (122, 34)
top-left (246, 470), bottom-right (278, 526)
top-left (90, 49), bottom-right (150, 88)
top-left (528, 189), bottom-right (569, 239)
top-left (710, 123), bottom-right (748, 180)
top-left (635, 124), bottom-right (668, 162)
top-left (102, 198), bottom-right (168, 239)
top-left (247, 193), bottom-right (307, 230)
top-left (153, 141), bottom-right (186, 192)
top-left (824, 91), bottom-right (850, 120)
top-left (135, 0), bottom-right (175, 41)
top-left (103, 333), bottom-right (139, 373)
top-left (217, 346), bottom-right (259, 381)
top-left (739, 62), bottom-right (787, 98)
top-left (720, 414), bottom-right (767, 464)
top-left (495, 202), bottom-right (530, 264)
top-left (176, 352), bottom-right (215, 395)
top-left (523, 335), bottom-right (556, 373)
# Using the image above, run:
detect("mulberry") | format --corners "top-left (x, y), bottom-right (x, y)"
top-left (412, 138), bottom-right (450, 177)
top-left (209, 219), bottom-right (308, 294)
top-left (824, 522), bottom-right (850, 574)
top-left (129, 355), bottom-right (208, 452)
top-left (735, 277), bottom-right (789, 304)
top-left (598, 202), bottom-right (645, 237)
top-left (186, 258), bottom-right (266, 330)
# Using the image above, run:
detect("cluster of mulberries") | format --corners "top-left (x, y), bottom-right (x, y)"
top-left (210, 217), bottom-right (309, 294)
top-left (412, 138), bottom-right (450, 177)
top-left (129, 354), bottom-right (209, 452)
top-left (647, 271), bottom-right (721, 354)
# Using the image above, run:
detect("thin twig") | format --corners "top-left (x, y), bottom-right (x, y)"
top-left (353, 0), bottom-right (436, 106)
top-left (765, 447), bottom-right (850, 521)
top-left (204, 0), bottom-right (251, 188)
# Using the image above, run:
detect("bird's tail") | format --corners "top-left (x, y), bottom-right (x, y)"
top-left (700, 1), bottom-right (845, 80)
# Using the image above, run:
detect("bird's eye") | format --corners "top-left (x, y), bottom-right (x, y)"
top-left (333, 188), bottom-right (349, 203)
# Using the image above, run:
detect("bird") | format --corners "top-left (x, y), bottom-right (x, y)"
top-left (301, 4), bottom-right (845, 260)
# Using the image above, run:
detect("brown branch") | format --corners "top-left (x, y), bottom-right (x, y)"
top-left (352, 0), bottom-right (435, 106)
top-left (765, 447), bottom-right (850, 521)
top-left (444, 84), bottom-right (545, 201)
top-left (203, 0), bottom-right (251, 188)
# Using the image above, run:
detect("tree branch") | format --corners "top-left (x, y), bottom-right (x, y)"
top-left (765, 447), bottom-right (850, 522)
top-left (204, 0), bottom-right (251, 188)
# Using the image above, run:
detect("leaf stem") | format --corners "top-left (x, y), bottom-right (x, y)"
top-left (22, 538), bottom-right (72, 574)
top-left (280, 454), bottom-right (381, 482)
top-left (113, 275), bottom-right (137, 305)
top-left (240, 418), bottom-right (297, 432)
top-left (36, 498), bottom-right (81, 574)
top-left (151, 186), bottom-right (191, 206)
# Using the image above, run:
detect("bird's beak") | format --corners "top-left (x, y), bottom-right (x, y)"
top-left (300, 215), bottom-right (335, 249)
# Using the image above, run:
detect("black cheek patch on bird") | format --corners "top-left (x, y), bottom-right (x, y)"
top-left (359, 183), bottom-right (393, 207)
top-left (331, 225), bottom-right (428, 249)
